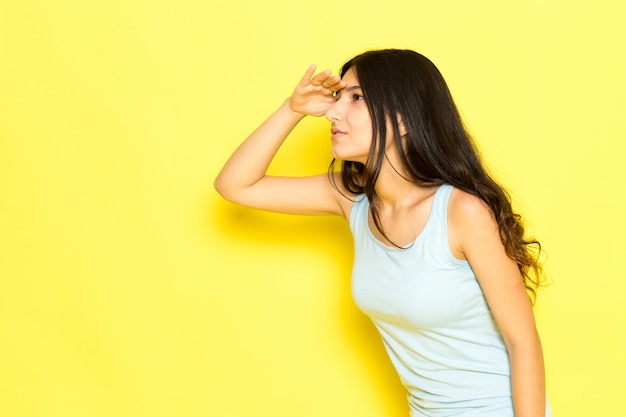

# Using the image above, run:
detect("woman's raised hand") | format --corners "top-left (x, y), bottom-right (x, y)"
top-left (288, 65), bottom-right (346, 117)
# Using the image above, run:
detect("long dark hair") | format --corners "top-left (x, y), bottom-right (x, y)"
top-left (329, 49), bottom-right (544, 300)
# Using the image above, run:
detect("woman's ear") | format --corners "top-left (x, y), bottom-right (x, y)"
top-left (397, 115), bottom-right (407, 137)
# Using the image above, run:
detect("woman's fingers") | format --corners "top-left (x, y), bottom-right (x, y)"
top-left (323, 75), bottom-right (345, 91)
top-left (310, 69), bottom-right (332, 86)
top-left (299, 64), bottom-right (317, 85)
top-left (298, 65), bottom-right (328, 87)
top-left (298, 65), bottom-right (345, 93)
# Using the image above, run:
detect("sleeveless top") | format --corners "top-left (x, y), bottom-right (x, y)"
top-left (349, 184), bottom-right (515, 416)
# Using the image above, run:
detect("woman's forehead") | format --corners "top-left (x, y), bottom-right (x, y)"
top-left (341, 68), bottom-right (360, 88)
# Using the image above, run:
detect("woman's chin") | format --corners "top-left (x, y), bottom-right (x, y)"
top-left (331, 150), bottom-right (365, 164)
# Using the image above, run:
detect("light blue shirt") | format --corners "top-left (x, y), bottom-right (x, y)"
top-left (350, 184), bottom-right (523, 416)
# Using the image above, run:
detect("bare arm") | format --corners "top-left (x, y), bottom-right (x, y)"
top-left (214, 66), bottom-right (351, 216)
top-left (448, 190), bottom-right (546, 417)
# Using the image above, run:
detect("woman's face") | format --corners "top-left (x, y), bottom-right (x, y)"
top-left (325, 68), bottom-right (374, 163)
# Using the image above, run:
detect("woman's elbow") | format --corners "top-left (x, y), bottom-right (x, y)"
top-left (214, 175), bottom-right (250, 206)
top-left (213, 175), bottom-right (233, 201)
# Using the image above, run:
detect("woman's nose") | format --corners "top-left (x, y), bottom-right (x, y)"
top-left (325, 101), bottom-right (341, 121)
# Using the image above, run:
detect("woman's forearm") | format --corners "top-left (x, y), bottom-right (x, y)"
top-left (509, 334), bottom-right (546, 417)
top-left (214, 100), bottom-right (304, 202)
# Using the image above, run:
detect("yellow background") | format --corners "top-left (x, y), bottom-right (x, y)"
top-left (1, 0), bottom-right (625, 416)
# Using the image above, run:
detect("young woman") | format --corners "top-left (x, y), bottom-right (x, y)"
top-left (214, 49), bottom-right (549, 417)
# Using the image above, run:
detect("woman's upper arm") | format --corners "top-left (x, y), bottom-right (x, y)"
top-left (448, 190), bottom-right (537, 345)
top-left (215, 172), bottom-right (354, 218)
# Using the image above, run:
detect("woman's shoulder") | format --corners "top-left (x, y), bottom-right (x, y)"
top-left (448, 187), bottom-right (493, 222)
top-left (447, 187), bottom-right (498, 260)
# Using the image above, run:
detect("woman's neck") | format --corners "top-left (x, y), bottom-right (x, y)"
top-left (372, 155), bottom-right (434, 209)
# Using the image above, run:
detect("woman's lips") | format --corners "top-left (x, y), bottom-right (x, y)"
top-left (331, 128), bottom-right (346, 140)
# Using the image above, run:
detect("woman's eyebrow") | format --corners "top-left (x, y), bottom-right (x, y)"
top-left (336, 85), bottom-right (362, 97)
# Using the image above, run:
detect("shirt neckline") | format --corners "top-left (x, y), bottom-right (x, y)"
top-left (364, 184), bottom-right (448, 251)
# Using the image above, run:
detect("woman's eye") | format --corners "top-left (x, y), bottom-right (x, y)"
top-left (352, 93), bottom-right (364, 101)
